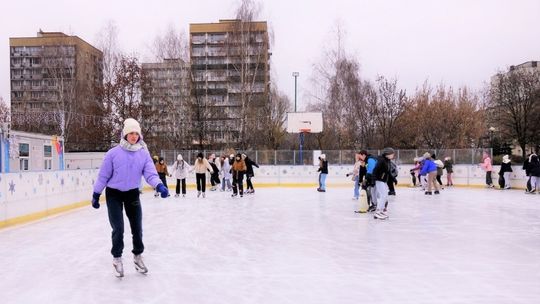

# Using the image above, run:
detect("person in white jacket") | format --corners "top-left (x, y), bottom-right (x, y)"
top-left (220, 155), bottom-right (233, 191)
top-left (171, 154), bottom-right (192, 197)
top-left (193, 152), bottom-right (214, 198)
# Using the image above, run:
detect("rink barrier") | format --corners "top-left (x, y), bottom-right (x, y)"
top-left (0, 165), bottom-right (529, 229)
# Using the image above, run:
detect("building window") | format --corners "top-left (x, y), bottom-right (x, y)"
top-left (44, 144), bottom-right (52, 170)
top-left (19, 143), bottom-right (30, 171)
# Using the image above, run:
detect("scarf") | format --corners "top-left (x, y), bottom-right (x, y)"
top-left (119, 137), bottom-right (147, 152)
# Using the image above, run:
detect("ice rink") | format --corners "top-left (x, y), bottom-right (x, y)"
top-left (1, 186), bottom-right (539, 304)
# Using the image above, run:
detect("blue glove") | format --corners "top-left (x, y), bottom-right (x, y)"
top-left (91, 192), bottom-right (101, 209)
top-left (156, 183), bottom-right (169, 198)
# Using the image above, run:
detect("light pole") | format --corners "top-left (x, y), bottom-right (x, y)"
top-left (292, 72), bottom-right (299, 112)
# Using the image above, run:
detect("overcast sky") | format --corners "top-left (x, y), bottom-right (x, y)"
top-left (1, 0), bottom-right (539, 109)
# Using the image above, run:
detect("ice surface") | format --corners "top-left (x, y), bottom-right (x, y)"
top-left (1, 186), bottom-right (539, 304)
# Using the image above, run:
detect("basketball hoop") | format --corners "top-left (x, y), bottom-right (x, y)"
top-left (299, 128), bottom-right (311, 133)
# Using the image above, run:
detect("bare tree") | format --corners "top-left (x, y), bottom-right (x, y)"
top-left (149, 24), bottom-right (189, 62)
top-left (0, 96), bottom-right (9, 126)
top-left (228, 0), bottom-right (270, 149)
top-left (489, 69), bottom-right (540, 157)
top-left (373, 76), bottom-right (407, 147)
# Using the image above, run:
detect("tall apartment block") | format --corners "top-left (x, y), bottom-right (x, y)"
top-left (142, 58), bottom-right (192, 149)
top-left (9, 31), bottom-right (103, 141)
top-left (190, 19), bottom-right (270, 148)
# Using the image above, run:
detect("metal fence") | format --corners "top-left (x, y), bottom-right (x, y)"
top-left (160, 148), bottom-right (497, 166)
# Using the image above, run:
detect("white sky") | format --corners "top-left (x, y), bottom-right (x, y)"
top-left (1, 0), bottom-right (539, 109)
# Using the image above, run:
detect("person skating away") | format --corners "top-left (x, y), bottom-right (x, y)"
top-left (525, 154), bottom-right (540, 194)
top-left (443, 156), bottom-right (454, 186)
top-left (523, 153), bottom-right (533, 193)
top-left (433, 155), bottom-right (445, 189)
top-left (419, 152), bottom-right (440, 195)
top-left (387, 159), bottom-right (398, 195)
top-left (231, 153), bottom-right (247, 197)
top-left (208, 154), bottom-right (221, 191)
top-left (91, 118), bottom-right (169, 277)
top-left (346, 152), bottom-right (363, 200)
top-left (242, 153), bottom-right (259, 194)
top-left (317, 154), bottom-right (329, 192)
top-left (155, 157), bottom-right (171, 197)
top-left (193, 152), bottom-right (213, 198)
top-left (372, 148), bottom-right (396, 220)
top-left (220, 155), bottom-right (233, 191)
top-left (499, 155), bottom-right (513, 189)
top-left (171, 154), bottom-right (191, 197)
top-left (480, 152), bottom-right (495, 188)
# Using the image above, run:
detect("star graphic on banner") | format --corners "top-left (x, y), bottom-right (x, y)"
top-left (9, 181), bottom-right (16, 194)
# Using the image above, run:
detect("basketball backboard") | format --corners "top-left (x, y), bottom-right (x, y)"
top-left (286, 112), bottom-right (323, 133)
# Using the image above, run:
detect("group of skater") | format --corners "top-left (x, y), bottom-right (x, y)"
top-left (153, 151), bottom-right (259, 199)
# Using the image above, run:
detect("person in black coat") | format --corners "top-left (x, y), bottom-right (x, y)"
top-left (526, 154), bottom-right (540, 194)
top-left (242, 153), bottom-right (259, 194)
top-left (317, 154), bottom-right (329, 192)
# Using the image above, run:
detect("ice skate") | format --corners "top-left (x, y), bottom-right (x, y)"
top-left (197, 191), bottom-right (201, 198)
top-left (202, 192), bottom-right (206, 198)
top-left (374, 211), bottom-right (389, 220)
top-left (113, 257), bottom-right (124, 277)
top-left (154, 192), bottom-right (159, 197)
top-left (425, 191), bottom-right (432, 195)
top-left (434, 190), bottom-right (440, 194)
top-left (231, 193), bottom-right (238, 197)
top-left (174, 193), bottom-right (179, 198)
top-left (134, 254), bottom-right (148, 274)
top-left (367, 205), bottom-right (376, 213)
top-left (182, 194), bottom-right (186, 197)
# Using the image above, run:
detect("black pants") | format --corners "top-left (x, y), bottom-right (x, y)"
top-left (246, 175), bottom-right (254, 190)
top-left (486, 171), bottom-right (493, 185)
top-left (158, 173), bottom-right (168, 189)
top-left (387, 178), bottom-right (395, 193)
top-left (196, 173), bottom-right (206, 192)
top-left (106, 187), bottom-right (143, 258)
top-left (210, 172), bottom-right (221, 186)
top-left (410, 172), bottom-right (417, 186)
top-left (176, 178), bottom-right (186, 194)
top-left (233, 172), bottom-right (244, 195)
top-left (436, 175), bottom-right (443, 186)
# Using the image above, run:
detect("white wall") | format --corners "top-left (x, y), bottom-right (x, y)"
top-left (0, 165), bottom-right (529, 227)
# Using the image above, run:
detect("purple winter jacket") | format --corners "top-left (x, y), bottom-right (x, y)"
top-left (93, 143), bottom-right (162, 194)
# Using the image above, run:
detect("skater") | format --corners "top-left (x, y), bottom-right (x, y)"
top-left (480, 151), bottom-right (494, 188)
top-left (410, 158), bottom-right (422, 187)
top-left (208, 154), bottom-right (221, 191)
top-left (91, 118), bottom-right (169, 277)
top-left (346, 152), bottom-right (363, 200)
top-left (359, 150), bottom-right (378, 212)
top-left (433, 155), bottom-right (444, 189)
top-left (231, 153), bottom-right (247, 197)
top-left (220, 155), bottom-right (233, 191)
top-left (443, 156), bottom-right (454, 186)
top-left (155, 157), bottom-right (171, 197)
top-left (193, 152), bottom-right (213, 198)
top-left (419, 152), bottom-right (440, 195)
top-left (387, 159), bottom-right (398, 195)
top-left (242, 153), bottom-right (259, 194)
top-left (525, 153), bottom-right (540, 194)
top-left (171, 154), bottom-right (191, 197)
top-left (499, 155), bottom-right (513, 189)
top-left (317, 154), bottom-right (328, 192)
top-left (372, 147), bottom-right (396, 220)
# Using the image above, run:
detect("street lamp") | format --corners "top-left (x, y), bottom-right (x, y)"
top-left (488, 126), bottom-right (495, 147)
top-left (292, 72), bottom-right (299, 112)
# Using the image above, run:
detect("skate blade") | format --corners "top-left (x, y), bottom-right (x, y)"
top-left (135, 264), bottom-right (148, 274)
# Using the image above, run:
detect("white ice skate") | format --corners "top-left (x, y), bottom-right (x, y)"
top-left (197, 191), bottom-right (201, 198)
top-left (202, 192), bottom-right (206, 198)
top-left (134, 254), bottom-right (148, 274)
top-left (113, 257), bottom-right (124, 277)
top-left (374, 211), bottom-right (389, 220)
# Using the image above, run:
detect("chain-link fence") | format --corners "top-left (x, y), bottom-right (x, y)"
top-left (160, 148), bottom-right (496, 166)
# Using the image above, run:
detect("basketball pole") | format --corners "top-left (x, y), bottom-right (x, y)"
top-left (299, 132), bottom-right (304, 165)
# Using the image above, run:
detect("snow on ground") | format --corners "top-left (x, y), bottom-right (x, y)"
top-left (1, 186), bottom-right (539, 304)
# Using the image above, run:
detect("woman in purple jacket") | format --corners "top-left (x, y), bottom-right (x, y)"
top-left (91, 118), bottom-right (169, 277)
